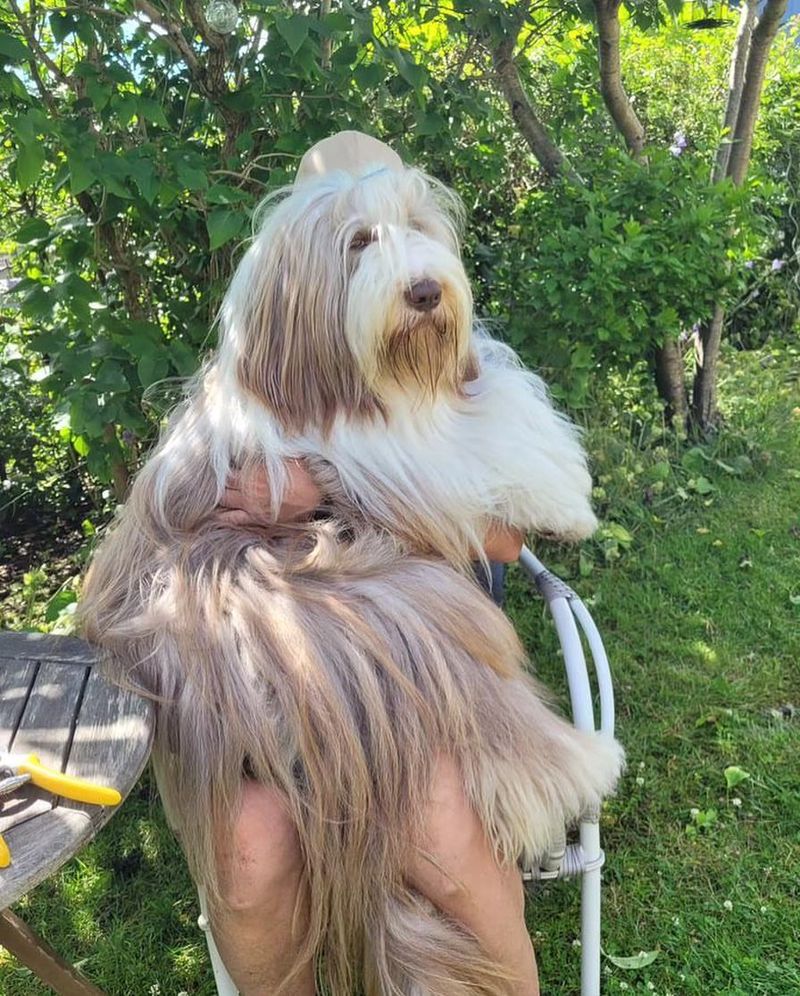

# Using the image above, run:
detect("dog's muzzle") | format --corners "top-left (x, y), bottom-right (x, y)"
top-left (405, 279), bottom-right (442, 313)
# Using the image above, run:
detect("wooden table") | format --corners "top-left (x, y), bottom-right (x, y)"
top-left (0, 631), bottom-right (154, 995)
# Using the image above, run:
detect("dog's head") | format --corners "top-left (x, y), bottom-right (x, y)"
top-left (217, 163), bottom-right (474, 434)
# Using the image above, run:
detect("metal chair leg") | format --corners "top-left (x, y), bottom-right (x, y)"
top-left (197, 886), bottom-right (239, 996)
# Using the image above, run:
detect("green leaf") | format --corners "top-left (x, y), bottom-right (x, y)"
top-left (391, 49), bottom-right (427, 90)
top-left (354, 62), bottom-right (385, 88)
top-left (16, 143), bottom-right (45, 189)
top-left (0, 32), bottom-right (30, 62)
top-left (649, 461), bottom-right (671, 482)
top-left (681, 446), bottom-right (707, 474)
top-left (275, 15), bottom-right (309, 55)
top-left (49, 12), bottom-right (76, 42)
top-left (692, 476), bottom-right (714, 495)
top-left (69, 156), bottom-right (95, 195)
top-left (128, 160), bottom-right (159, 204)
top-left (169, 338), bottom-right (199, 376)
top-left (416, 111), bottom-right (446, 136)
top-left (85, 76), bottom-right (112, 110)
top-left (605, 950), bottom-right (659, 970)
top-left (206, 184), bottom-right (250, 206)
top-left (45, 589), bottom-right (78, 623)
top-left (601, 522), bottom-right (634, 547)
top-left (94, 360), bottom-right (130, 393)
top-left (176, 160), bottom-right (208, 191)
top-left (14, 217), bottom-right (50, 243)
top-left (137, 349), bottom-right (170, 387)
top-left (138, 98), bottom-right (169, 128)
top-left (724, 766), bottom-right (750, 790)
top-left (73, 435), bottom-right (90, 457)
top-left (207, 209), bottom-right (244, 250)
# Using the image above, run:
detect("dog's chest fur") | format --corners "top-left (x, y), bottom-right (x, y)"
top-left (284, 336), bottom-right (598, 550)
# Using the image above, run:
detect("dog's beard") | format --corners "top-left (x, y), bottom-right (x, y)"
top-left (381, 308), bottom-right (463, 396)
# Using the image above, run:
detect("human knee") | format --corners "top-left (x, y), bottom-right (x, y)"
top-left (406, 755), bottom-right (498, 905)
top-left (215, 779), bottom-right (305, 914)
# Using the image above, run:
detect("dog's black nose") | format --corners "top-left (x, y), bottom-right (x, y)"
top-left (405, 279), bottom-right (442, 312)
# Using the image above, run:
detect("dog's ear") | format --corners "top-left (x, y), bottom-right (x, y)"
top-left (236, 235), bottom-right (380, 435)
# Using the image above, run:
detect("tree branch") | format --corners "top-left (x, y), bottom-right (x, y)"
top-left (727, 0), bottom-right (789, 186)
top-left (134, 0), bottom-right (202, 76)
top-left (712, 0), bottom-right (757, 182)
top-left (492, 34), bottom-right (579, 182)
top-left (593, 0), bottom-right (646, 158)
top-left (183, 0), bottom-right (227, 50)
top-left (7, 0), bottom-right (69, 87)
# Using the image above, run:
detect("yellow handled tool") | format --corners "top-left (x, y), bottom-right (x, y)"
top-left (0, 752), bottom-right (121, 807)
top-left (2, 753), bottom-right (121, 807)
top-left (0, 752), bottom-right (121, 867)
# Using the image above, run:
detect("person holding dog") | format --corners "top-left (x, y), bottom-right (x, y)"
top-left (80, 131), bottom-right (621, 996)
top-left (213, 460), bottom-right (537, 996)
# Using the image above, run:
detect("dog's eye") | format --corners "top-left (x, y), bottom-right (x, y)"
top-left (350, 230), bottom-right (375, 252)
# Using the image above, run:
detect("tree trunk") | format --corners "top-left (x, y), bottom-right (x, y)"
top-left (492, 37), bottom-right (579, 182)
top-left (654, 340), bottom-right (688, 428)
top-left (712, 0), bottom-right (757, 183)
top-left (594, 0), bottom-right (646, 158)
top-left (691, 0), bottom-right (789, 431)
top-left (690, 303), bottom-right (725, 431)
top-left (593, 0), bottom-right (689, 426)
top-left (726, 0), bottom-right (789, 187)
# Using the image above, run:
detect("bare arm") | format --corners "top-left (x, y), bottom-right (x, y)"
top-left (483, 522), bottom-right (525, 563)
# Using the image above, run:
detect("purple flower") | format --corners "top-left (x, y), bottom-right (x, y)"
top-left (669, 144), bottom-right (683, 157)
top-left (771, 258), bottom-right (785, 272)
top-left (744, 260), bottom-right (755, 270)
top-left (673, 130), bottom-right (688, 149)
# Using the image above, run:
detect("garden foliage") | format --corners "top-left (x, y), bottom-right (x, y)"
top-left (0, 0), bottom-right (797, 517)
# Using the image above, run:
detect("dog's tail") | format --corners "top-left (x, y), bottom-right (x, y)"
top-left (365, 889), bottom-right (517, 996)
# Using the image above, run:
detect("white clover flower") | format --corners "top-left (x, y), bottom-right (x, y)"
top-left (572, 938), bottom-right (582, 948)
top-left (636, 776), bottom-right (645, 786)
top-left (690, 807), bottom-right (699, 817)
top-left (723, 899), bottom-right (733, 911)
top-left (732, 797), bottom-right (742, 807)
top-left (760, 905), bottom-right (767, 914)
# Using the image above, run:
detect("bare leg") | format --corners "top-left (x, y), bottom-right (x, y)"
top-left (209, 779), bottom-right (315, 996)
top-left (405, 755), bottom-right (540, 996)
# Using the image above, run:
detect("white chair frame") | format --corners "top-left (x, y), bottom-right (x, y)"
top-left (198, 546), bottom-right (616, 996)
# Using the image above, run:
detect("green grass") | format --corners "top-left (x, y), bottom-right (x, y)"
top-left (510, 343), bottom-right (800, 995)
top-left (1, 343), bottom-right (799, 995)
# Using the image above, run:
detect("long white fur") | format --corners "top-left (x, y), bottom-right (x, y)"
top-left (173, 166), bottom-right (598, 560)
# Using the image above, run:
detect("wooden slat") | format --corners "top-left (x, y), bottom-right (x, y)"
top-left (0, 661), bottom-right (88, 833)
top-left (0, 632), bottom-right (97, 665)
top-left (0, 909), bottom-right (106, 995)
top-left (0, 807), bottom-right (95, 909)
top-left (60, 668), bottom-right (154, 826)
top-left (0, 660), bottom-right (39, 751)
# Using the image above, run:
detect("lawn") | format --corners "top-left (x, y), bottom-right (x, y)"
top-left (1, 344), bottom-right (798, 995)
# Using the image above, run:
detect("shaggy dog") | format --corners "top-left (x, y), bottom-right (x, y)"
top-left (80, 132), bottom-right (623, 996)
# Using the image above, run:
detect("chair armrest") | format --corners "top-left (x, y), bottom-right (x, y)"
top-left (518, 547), bottom-right (615, 738)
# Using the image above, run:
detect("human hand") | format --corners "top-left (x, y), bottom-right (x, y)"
top-left (482, 521), bottom-right (525, 563)
top-left (216, 460), bottom-right (321, 527)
